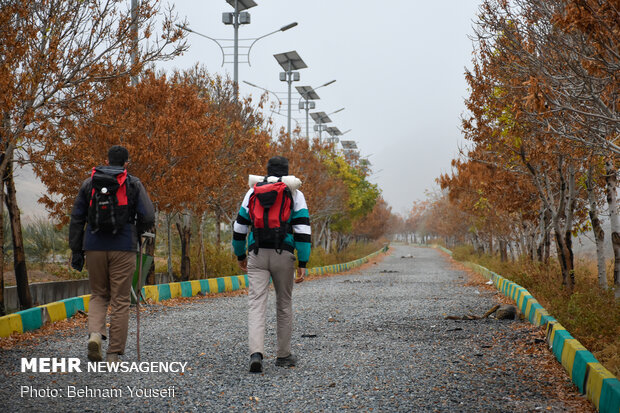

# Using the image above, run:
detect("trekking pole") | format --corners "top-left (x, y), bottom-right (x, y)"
top-left (136, 232), bottom-right (155, 361)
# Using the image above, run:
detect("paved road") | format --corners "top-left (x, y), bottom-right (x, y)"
top-left (0, 245), bottom-right (591, 412)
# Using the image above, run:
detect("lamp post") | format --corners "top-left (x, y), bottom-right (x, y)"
top-left (324, 127), bottom-right (342, 144)
top-left (243, 81), bottom-right (308, 128)
top-left (296, 80), bottom-right (336, 140)
top-left (311, 108), bottom-right (344, 143)
top-left (274, 51), bottom-right (307, 137)
top-left (243, 80), bottom-right (283, 104)
top-left (223, 0), bottom-right (256, 96)
top-left (310, 112), bottom-right (331, 143)
top-left (176, 2), bottom-right (297, 100)
top-left (328, 107), bottom-right (345, 117)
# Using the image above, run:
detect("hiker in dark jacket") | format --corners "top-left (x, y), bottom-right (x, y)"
top-left (69, 145), bottom-right (154, 363)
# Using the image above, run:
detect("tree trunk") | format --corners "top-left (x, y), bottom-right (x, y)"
top-left (499, 239), bottom-right (507, 262)
top-left (166, 213), bottom-right (173, 280)
top-left (528, 225), bottom-right (536, 261)
top-left (215, 209), bottom-right (221, 247)
top-left (199, 212), bottom-right (207, 278)
top-left (144, 212), bottom-right (157, 286)
top-left (4, 163), bottom-right (32, 309)
top-left (0, 178), bottom-right (5, 316)
top-left (536, 209), bottom-right (545, 262)
top-left (543, 208), bottom-right (551, 264)
top-left (144, 224), bottom-right (157, 285)
top-left (586, 166), bottom-right (607, 289)
top-left (553, 164), bottom-right (576, 294)
top-left (326, 225), bottom-right (332, 252)
top-left (175, 212), bottom-right (191, 281)
top-left (605, 160), bottom-right (620, 299)
top-left (315, 220), bottom-right (325, 249)
top-left (553, 229), bottom-right (573, 291)
top-left (508, 241), bottom-right (515, 262)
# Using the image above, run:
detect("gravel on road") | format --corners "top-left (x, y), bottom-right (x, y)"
top-left (0, 245), bottom-right (593, 412)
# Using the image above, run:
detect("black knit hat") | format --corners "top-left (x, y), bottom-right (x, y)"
top-left (267, 156), bottom-right (289, 177)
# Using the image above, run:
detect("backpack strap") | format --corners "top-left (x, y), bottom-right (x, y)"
top-left (249, 187), bottom-right (260, 255)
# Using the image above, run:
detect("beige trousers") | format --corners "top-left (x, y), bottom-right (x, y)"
top-left (247, 248), bottom-right (296, 358)
top-left (86, 250), bottom-right (136, 355)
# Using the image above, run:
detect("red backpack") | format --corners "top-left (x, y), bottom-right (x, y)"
top-left (248, 179), bottom-right (294, 253)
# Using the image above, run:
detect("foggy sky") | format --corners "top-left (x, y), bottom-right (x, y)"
top-left (157, 0), bottom-right (482, 215)
top-left (17, 1), bottom-right (482, 217)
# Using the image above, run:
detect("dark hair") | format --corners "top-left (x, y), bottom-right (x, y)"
top-left (108, 145), bottom-right (129, 167)
top-left (267, 156), bottom-right (289, 177)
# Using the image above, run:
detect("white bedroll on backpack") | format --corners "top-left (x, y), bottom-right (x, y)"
top-left (248, 174), bottom-right (302, 193)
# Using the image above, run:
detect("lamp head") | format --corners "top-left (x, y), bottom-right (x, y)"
top-left (281, 22), bottom-right (298, 31)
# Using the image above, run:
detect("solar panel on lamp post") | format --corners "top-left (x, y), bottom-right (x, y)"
top-left (340, 140), bottom-right (358, 150)
top-left (296, 79), bottom-right (336, 140)
top-left (310, 111), bottom-right (332, 143)
top-left (296, 86), bottom-right (317, 140)
top-left (274, 51), bottom-right (307, 138)
top-left (324, 127), bottom-right (341, 144)
top-left (340, 141), bottom-right (358, 163)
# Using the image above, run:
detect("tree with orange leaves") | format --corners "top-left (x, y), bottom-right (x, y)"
top-left (0, 0), bottom-right (185, 312)
top-left (352, 197), bottom-right (395, 241)
top-left (31, 70), bottom-right (226, 281)
top-left (442, 0), bottom-right (619, 294)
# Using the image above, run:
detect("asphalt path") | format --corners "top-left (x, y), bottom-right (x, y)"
top-left (0, 245), bottom-right (591, 412)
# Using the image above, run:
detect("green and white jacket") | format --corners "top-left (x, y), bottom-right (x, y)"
top-left (232, 186), bottom-right (311, 267)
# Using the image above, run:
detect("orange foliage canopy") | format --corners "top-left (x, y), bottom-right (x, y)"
top-left (32, 71), bottom-right (227, 222)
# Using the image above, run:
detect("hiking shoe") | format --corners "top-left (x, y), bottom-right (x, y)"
top-left (87, 333), bottom-right (103, 362)
top-left (275, 354), bottom-right (297, 368)
top-left (249, 352), bottom-right (263, 373)
top-left (106, 353), bottom-right (120, 365)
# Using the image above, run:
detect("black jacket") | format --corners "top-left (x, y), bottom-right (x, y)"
top-left (69, 166), bottom-right (155, 253)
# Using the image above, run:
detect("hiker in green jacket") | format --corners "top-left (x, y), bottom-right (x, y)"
top-left (232, 156), bottom-right (311, 373)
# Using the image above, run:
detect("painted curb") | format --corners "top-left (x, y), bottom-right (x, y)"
top-left (453, 255), bottom-right (619, 413)
top-left (0, 245), bottom-right (389, 338)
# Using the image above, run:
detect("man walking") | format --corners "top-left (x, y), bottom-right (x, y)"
top-left (233, 156), bottom-right (311, 373)
top-left (69, 145), bottom-right (154, 362)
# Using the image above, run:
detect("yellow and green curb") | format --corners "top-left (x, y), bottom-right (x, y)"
top-left (0, 245), bottom-right (389, 338)
top-left (449, 251), bottom-right (619, 413)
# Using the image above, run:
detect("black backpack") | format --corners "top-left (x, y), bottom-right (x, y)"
top-left (87, 167), bottom-right (132, 234)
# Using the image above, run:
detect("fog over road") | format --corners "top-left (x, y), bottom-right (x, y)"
top-left (0, 245), bottom-right (590, 412)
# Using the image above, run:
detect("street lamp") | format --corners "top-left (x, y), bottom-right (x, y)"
top-left (176, 2), bottom-right (297, 100)
top-left (324, 126), bottom-right (342, 144)
top-left (340, 139), bottom-right (358, 159)
top-left (243, 80), bottom-right (283, 106)
top-left (328, 107), bottom-right (345, 117)
top-left (222, 0), bottom-right (256, 94)
top-left (274, 51), bottom-right (307, 137)
top-left (296, 79), bottom-right (336, 140)
top-left (243, 80), bottom-right (287, 117)
top-left (310, 111), bottom-right (332, 143)
top-left (311, 108), bottom-right (345, 142)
